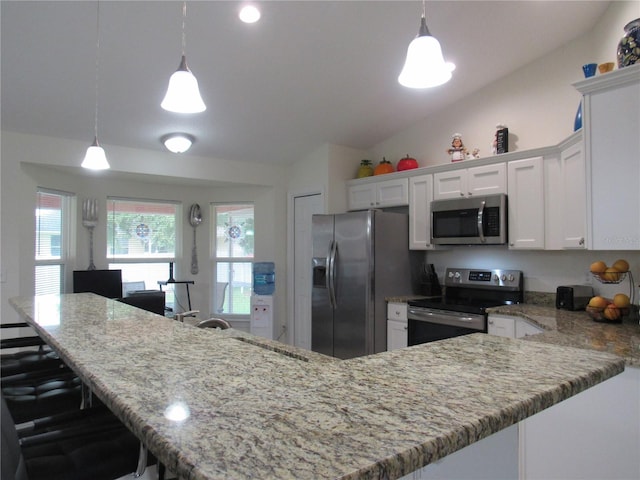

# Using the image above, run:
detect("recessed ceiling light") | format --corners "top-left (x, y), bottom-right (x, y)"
top-left (239, 4), bottom-right (261, 24)
top-left (162, 133), bottom-right (195, 154)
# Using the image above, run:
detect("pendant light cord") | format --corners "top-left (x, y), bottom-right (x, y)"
top-left (92, 1), bottom-right (101, 140)
top-left (181, 1), bottom-right (187, 56)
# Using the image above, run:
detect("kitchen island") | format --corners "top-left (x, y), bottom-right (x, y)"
top-left (9, 293), bottom-right (625, 480)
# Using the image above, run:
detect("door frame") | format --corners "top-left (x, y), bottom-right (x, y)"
top-left (287, 188), bottom-right (324, 346)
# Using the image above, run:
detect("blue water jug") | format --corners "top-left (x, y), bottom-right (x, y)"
top-left (253, 262), bottom-right (275, 295)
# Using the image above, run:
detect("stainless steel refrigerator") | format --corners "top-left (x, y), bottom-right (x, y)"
top-left (311, 210), bottom-right (415, 359)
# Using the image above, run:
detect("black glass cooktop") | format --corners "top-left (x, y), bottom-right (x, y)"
top-left (408, 290), bottom-right (522, 315)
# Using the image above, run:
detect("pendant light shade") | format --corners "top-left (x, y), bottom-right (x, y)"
top-left (82, 2), bottom-right (110, 170)
top-left (398, 8), bottom-right (455, 89)
top-left (82, 136), bottom-right (110, 170)
top-left (161, 55), bottom-right (206, 113)
top-left (161, 2), bottom-right (206, 114)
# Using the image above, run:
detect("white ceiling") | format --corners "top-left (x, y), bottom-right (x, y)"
top-left (1, 1), bottom-right (610, 168)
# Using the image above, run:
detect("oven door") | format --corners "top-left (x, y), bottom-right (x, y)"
top-left (407, 306), bottom-right (486, 346)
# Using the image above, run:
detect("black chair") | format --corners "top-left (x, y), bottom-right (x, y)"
top-left (2, 395), bottom-right (154, 480)
top-left (72, 269), bottom-right (122, 298)
top-left (1, 323), bottom-right (63, 377)
top-left (116, 291), bottom-right (166, 316)
top-left (196, 317), bottom-right (231, 330)
top-left (1, 325), bottom-right (88, 426)
top-left (2, 368), bottom-right (83, 424)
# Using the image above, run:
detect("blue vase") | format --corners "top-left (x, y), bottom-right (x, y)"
top-left (574, 102), bottom-right (582, 131)
top-left (617, 18), bottom-right (640, 68)
top-left (574, 64), bottom-right (596, 131)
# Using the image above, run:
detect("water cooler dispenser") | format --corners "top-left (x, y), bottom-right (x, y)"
top-left (250, 262), bottom-right (274, 339)
top-left (250, 295), bottom-right (273, 339)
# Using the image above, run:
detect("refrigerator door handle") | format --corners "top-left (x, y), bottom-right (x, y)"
top-left (328, 240), bottom-right (337, 309)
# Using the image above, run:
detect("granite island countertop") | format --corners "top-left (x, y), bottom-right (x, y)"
top-left (9, 293), bottom-right (625, 480)
top-left (486, 304), bottom-right (640, 366)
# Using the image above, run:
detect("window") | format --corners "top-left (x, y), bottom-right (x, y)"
top-left (107, 198), bottom-right (179, 306)
top-left (35, 189), bottom-right (72, 295)
top-left (212, 204), bottom-right (254, 316)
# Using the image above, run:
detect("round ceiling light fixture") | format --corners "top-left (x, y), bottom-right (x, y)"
top-left (162, 133), bottom-right (195, 153)
top-left (239, 4), bottom-right (261, 23)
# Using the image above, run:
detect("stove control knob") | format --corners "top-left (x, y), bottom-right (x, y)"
top-left (507, 274), bottom-right (515, 282)
top-left (493, 274), bottom-right (499, 282)
top-left (501, 274), bottom-right (507, 282)
top-left (448, 271), bottom-right (455, 278)
top-left (454, 271), bottom-right (461, 279)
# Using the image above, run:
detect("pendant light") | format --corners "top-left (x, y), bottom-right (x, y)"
top-left (398, 0), bottom-right (455, 89)
top-left (161, 2), bottom-right (206, 113)
top-left (82, 1), bottom-right (110, 170)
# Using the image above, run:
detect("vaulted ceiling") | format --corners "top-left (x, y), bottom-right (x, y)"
top-left (1, 1), bottom-right (610, 167)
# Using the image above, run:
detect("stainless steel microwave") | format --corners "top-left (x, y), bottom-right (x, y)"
top-left (431, 194), bottom-right (507, 245)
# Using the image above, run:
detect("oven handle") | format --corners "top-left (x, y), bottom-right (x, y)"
top-left (477, 200), bottom-right (486, 243)
top-left (408, 307), bottom-right (485, 328)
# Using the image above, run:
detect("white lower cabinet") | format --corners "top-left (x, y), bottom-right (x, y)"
top-left (488, 315), bottom-right (638, 479)
top-left (406, 424), bottom-right (519, 479)
top-left (520, 366), bottom-right (639, 480)
top-left (387, 302), bottom-right (408, 351)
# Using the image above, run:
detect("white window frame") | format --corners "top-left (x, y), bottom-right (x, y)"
top-left (35, 188), bottom-right (74, 295)
top-left (211, 203), bottom-right (254, 319)
top-left (106, 197), bottom-right (181, 306)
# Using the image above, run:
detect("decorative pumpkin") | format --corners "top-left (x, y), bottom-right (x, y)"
top-left (373, 157), bottom-right (394, 175)
top-left (357, 159), bottom-right (374, 178)
top-left (397, 154), bottom-right (419, 171)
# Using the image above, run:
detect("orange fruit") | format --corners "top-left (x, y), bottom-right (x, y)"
top-left (612, 259), bottom-right (629, 273)
top-left (588, 296), bottom-right (608, 309)
top-left (601, 267), bottom-right (621, 282)
top-left (613, 293), bottom-right (631, 309)
top-left (590, 261), bottom-right (607, 273)
top-left (603, 304), bottom-right (621, 321)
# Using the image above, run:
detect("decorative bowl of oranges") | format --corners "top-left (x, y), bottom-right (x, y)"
top-left (586, 294), bottom-right (631, 323)
top-left (589, 259), bottom-right (629, 284)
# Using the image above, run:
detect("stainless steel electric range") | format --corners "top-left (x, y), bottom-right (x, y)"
top-left (407, 267), bottom-right (523, 345)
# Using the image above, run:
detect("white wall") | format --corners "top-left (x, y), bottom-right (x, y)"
top-left (369, 1), bottom-right (640, 170)
top-left (1, 132), bottom-right (289, 334)
top-left (367, 1), bottom-right (640, 294)
top-left (423, 248), bottom-right (639, 297)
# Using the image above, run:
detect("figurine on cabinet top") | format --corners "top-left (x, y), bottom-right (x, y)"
top-left (447, 133), bottom-right (467, 162)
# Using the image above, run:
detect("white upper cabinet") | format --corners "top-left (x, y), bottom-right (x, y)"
top-left (347, 177), bottom-right (409, 211)
top-left (545, 138), bottom-right (587, 249)
top-left (508, 157), bottom-right (545, 249)
top-left (409, 174), bottom-right (434, 250)
top-left (574, 64), bottom-right (640, 250)
top-left (433, 163), bottom-right (506, 200)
